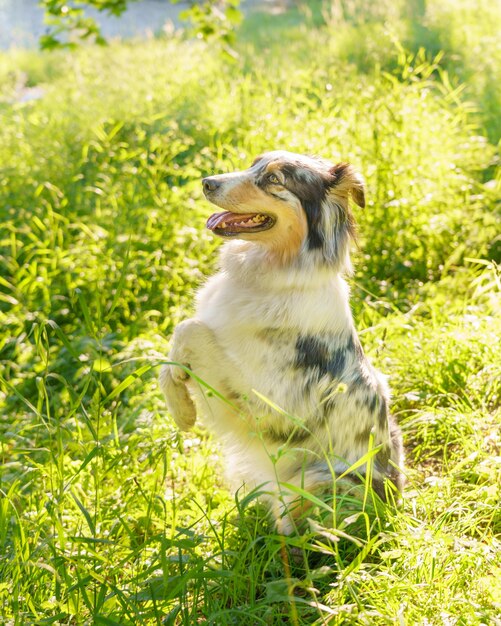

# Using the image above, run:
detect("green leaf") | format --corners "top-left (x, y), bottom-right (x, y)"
top-left (70, 491), bottom-right (96, 535)
top-left (104, 364), bottom-right (152, 401)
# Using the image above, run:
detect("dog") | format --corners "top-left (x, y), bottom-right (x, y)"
top-left (159, 151), bottom-right (404, 533)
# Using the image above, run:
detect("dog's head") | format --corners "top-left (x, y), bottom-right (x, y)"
top-left (202, 151), bottom-right (365, 268)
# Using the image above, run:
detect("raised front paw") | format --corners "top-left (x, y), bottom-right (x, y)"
top-left (158, 319), bottom-right (213, 431)
top-left (168, 318), bottom-right (212, 378)
top-left (167, 319), bottom-right (196, 381)
top-left (159, 364), bottom-right (196, 431)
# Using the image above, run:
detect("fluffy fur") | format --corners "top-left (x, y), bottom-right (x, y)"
top-left (159, 150), bottom-right (404, 532)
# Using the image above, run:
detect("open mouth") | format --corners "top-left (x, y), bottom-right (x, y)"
top-left (206, 211), bottom-right (275, 237)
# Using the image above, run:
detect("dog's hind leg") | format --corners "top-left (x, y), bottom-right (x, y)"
top-left (275, 464), bottom-right (391, 537)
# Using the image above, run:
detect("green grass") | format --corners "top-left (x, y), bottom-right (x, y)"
top-left (0, 1), bottom-right (500, 623)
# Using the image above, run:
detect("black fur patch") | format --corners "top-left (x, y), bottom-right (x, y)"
top-left (264, 424), bottom-right (311, 445)
top-left (378, 396), bottom-right (389, 429)
top-left (295, 335), bottom-right (348, 380)
top-left (368, 393), bottom-right (378, 414)
top-left (280, 164), bottom-right (329, 250)
top-left (329, 162), bottom-right (351, 186)
top-left (354, 425), bottom-right (373, 446)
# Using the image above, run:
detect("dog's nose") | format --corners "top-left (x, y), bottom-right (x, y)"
top-left (202, 177), bottom-right (221, 194)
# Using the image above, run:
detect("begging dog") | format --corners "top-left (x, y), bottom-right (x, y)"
top-left (159, 151), bottom-right (404, 532)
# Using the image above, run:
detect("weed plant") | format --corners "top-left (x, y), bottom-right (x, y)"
top-left (0, 1), bottom-right (500, 623)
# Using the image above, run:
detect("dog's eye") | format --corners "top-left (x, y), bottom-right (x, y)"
top-left (267, 173), bottom-right (281, 184)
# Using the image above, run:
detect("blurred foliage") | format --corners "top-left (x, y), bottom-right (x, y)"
top-left (39, 0), bottom-right (242, 50)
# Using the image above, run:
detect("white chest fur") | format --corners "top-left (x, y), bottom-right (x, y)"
top-left (194, 260), bottom-right (355, 400)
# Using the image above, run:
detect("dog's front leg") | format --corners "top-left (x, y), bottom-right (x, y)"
top-left (159, 318), bottom-right (204, 430)
top-left (159, 319), bottom-right (235, 431)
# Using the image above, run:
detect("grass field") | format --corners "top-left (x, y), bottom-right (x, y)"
top-left (0, 0), bottom-right (500, 623)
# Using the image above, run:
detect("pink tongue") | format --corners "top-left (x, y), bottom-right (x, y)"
top-left (206, 211), bottom-right (257, 231)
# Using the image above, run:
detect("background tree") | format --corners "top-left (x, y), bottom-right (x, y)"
top-left (39, 0), bottom-right (242, 49)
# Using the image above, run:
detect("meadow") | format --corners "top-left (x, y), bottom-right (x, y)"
top-left (0, 0), bottom-right (500, 623)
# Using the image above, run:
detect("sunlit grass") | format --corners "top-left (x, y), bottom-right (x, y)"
top-left (0, 1), bottom-right (500, 623)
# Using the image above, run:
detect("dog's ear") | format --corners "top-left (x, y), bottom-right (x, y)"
top-left (328, 163), bottom-right (365, 208)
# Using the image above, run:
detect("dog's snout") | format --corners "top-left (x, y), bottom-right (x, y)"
top-left (202, 177), bottom-right (221, 194)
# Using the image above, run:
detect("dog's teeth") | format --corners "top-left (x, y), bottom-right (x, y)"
top-left (218, 215), bottom-right (268, 229)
